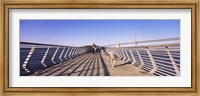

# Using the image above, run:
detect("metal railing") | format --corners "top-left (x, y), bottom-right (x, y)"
top-left (20, 42), bottom-right (91, 76)
top-left (102, 37), bottom-right (180, 76)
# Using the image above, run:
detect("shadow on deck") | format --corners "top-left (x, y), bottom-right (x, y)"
top-left (31, 52), bottom-right (152, 76)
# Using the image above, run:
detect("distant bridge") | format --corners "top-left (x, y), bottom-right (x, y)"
top-left (20, 37), bottom-right (180, 76)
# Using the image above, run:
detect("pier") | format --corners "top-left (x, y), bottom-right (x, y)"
top-left (20, 37), bottom-right (180, 76)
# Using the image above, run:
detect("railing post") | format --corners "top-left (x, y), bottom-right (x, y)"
top-left (70, 48), bottom-right (74, 58)
top-left (136, 49), bottom-right (144, 68)
top-left (22, 45), bottom-right (36, 73)
top-left (41, 46), bottom-right (50, 67)
top-left (68, 47), bottom-right (74, 59)
top-left (124, 48), bottom-right (131, 63)
top-left (121, 49), bottom-right (126, 61)
top-left (64, 47), bottom-right (70, 60)
top-left (72, 48), bottom-right (77, 57)
top-left (166, 47), bottom-right (180, 75)
top-left (115, 49), bottom-right (120, 57)
top-left (71, 48), bottom-right (77, 58)
top-left (113, 49), bottom-right (118, 58)
top-left (75, 48), bottom-right (79, 56)
top-left (51, 47), bottom-right (59, 64)
top-left (59, 47), bottom-right (65, 61)
top-left (118, 49), bottom-right (123, 59)
top-left (129, 49), bottom-right (136, 65)
top-left (146, 47), bottom-right (157, 74)
top-left (124, 49), bottom-right (131, 63)
top-left (77, 48), bottom-right (81, 56)
top-left (73, 48), bottom-right (78, 57)
top-left (122, 49), bottom-right (129, 63)
top-left (76, 48), bottom-right (81, 56)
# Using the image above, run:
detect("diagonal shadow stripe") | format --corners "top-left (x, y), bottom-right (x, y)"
top-left (77, 54), bottom-right (95, 76)
top-left (83, 54), bottom-right (97, 76)
top-left (35, 53), bottom-right (91, 76)
top-left (31, 53), bottom-right (89, 75)
top-left (56, 53), bottom-right (93, 76)
top-left (90, 54), bottom-right (98, 76)
top-left (50, 53), bottom-right (93, 76)
top-left (67, 54), bottom-right (94, 76)
top-left (99, 53), bottom-right (110, 76)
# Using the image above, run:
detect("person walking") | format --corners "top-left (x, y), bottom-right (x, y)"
top-left (92, 43), bottom-right (96, 54)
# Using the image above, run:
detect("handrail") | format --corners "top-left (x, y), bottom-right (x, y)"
top-left (103, 37), bottom-right (180, 47)
top-left (20, 42), bottom-right (89, 48)
top-left (107, 43), bottom-right (180, 49)
top-left (20, 42), bottom-right (72, 47)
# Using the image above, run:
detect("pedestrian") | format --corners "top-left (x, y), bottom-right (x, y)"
top-left (92, 43), bottom-right (96, 54)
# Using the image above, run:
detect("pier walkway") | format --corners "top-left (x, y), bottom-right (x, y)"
top-left (21, 37), bottom-right (180, 76)
top-left (31, 52), bottom-right (152, 76)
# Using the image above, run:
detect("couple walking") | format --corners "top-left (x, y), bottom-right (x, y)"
top-left (92, 43), bottom-right (97, 54)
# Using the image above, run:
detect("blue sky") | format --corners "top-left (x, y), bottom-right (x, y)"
top-left (20, 20), bottom-right (180, 46)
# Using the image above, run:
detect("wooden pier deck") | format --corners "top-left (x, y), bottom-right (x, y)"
top-left (31, 52), bottom-right (152, 76)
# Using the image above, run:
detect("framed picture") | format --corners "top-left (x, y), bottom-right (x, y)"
top-left (1, 0), bottom-right (199, 96)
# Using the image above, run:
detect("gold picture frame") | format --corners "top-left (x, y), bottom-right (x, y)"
top-left (0, 0), bottom-right (199, 96)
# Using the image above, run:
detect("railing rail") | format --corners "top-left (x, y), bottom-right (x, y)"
top-left (20, 42), bottom-right (74, 47)
top-left (103, 37), bottom-right (180, 47)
